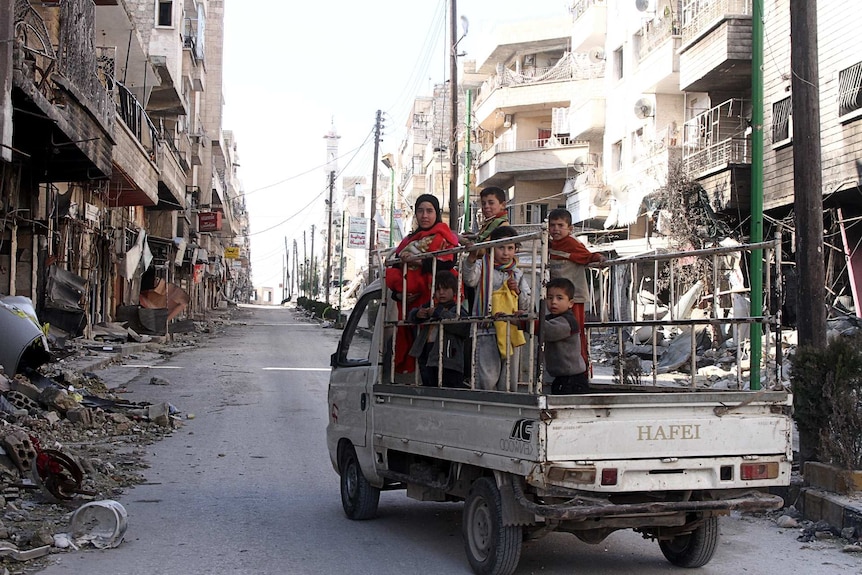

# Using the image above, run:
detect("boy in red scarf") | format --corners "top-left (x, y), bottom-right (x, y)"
top-left (385, 194), bottom-right (460, 374)
top-left (546, 208), bottom-right (606, 376)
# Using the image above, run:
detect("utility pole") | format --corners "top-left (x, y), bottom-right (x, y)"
top-left (0, 0), bottom-right (13, 163)
top-left (302, 230), bottom-right (307, 298)
top-left (325, 170), bottom-right (335, 304)
top-left (790, 0), bottom-right (826, 465)
top-left (283, 236), bottom-right (288, 302)
top-left (309, 224), bottom-right (320, 298)
top-left (368, 110), bottom-right (383, 282)
top-left (292, 239), bottom-right (299, 298)
top-left (464, 88), bottom-right (472, 233)
top-left (448, 0), bottom-right (459, 228)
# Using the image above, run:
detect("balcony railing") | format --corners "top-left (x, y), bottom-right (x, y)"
top-left (183, 18), bottom-right (205, 62)
top-left (476, 53), bottom-right (603, 108)
top-left (635, 17), bottom-right (680, 61)
top-left (116, 81), bottom-right (160, 160)
top-left (489, 136), bottom-right (588, 155)
top-left (570, 0), bottom-right (605, 20)
top-left (681, 0), bottom-right (752, 44)
top-left (683, 137), bottom-right (750, 176)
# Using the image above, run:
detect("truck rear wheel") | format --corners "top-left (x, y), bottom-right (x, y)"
top-left (462, 477), bottom-right (522, 575)
top-left (339, 445), bottom-right (380, 520)
top-left (658, 516), bottom-right (719, 568)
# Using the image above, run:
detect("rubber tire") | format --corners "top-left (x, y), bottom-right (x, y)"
top-left (658, 516), bottom-right (720, 568)
top-left (462, 477), bottom-right (522, 575)
top-left (339, 445), bottom-right (380, 520)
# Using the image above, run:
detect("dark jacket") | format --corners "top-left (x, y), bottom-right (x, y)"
top-left (542, 309), bottom-right (587, 377)
top-left (408, 301), bottom-right (470, 373)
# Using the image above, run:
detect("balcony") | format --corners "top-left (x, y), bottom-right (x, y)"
top-left (682, 98), bottom-right (751, 178)
top-left (564, 164), bottom-right (611, 224)
top-left (475, 54), bottom-right (602, 126)
top-left (107, 82), bottom-right (159, 207)
top-left (633, 19), bottom-right (682, 93)
top-left (476, 136), bottom-right (590, 188)
top-left (569, 78), bottom-right (606, 140)
top-left (571, 0), bottom-right (607, 52)
top-left (183, 18), bottom-right (206, 63)
top-left (678, 0), bottom-right (752, 92)
top-left (153, 138), bottom-right (187, 211)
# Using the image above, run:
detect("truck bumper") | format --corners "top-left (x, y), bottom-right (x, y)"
top-left (512, 478), bottom-right (784, 520)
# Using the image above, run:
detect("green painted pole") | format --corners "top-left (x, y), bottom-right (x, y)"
top-left (464, 89), bottom-right (472, 233)
top-left (750, 0), bottom-right (764, 390)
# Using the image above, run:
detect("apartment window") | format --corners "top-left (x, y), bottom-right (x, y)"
top-left (156, 0), bottom-right (173, 27)
top-left (611, 140), bottom-right (623, 172)
top-left (525, 203), bottom-right (548, 224)
top-left (772, 96), bottom-right (792, 144)
top-left (838, 62), bottom-right (862, 117)
top-left (613, 47), bottom-right (624, 80)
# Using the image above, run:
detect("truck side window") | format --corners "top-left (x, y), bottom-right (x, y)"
top-left (340, 291), bottom-right (382, 365)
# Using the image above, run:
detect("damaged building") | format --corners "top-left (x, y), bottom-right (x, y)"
top-left (0, 0), bottom-right (251, 362)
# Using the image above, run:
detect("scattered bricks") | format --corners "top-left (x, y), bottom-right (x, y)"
top-left (0, 429), bottom-right (37, 473)
top-left (38, 387), bottom-right (80, 414)
top-left (65, 407), bottom-right (93, 428)
top-left (5, 391), bottom-right (39, 414)
top-left (9, 378), bottom-right (41, 402)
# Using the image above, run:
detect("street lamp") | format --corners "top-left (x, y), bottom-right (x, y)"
top-left (381, 154), bottom-right (395, 248)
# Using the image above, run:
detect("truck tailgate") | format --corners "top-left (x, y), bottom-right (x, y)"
top-left (543, 391), bottom-right (792, 461)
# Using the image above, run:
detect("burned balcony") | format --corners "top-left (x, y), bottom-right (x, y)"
top-left (107, 82), bottom-right (159, 207)
top-left (683, 98), bottom-right (751, 177)
top-left (11, 0), bottom-right (114, 181)
top-left (683, 98), bottom-right (752, 211)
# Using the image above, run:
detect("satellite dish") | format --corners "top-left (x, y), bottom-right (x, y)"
top-left (588, 47), bottom-right (606, 63)
top-left (634, 97), bottom-right (655, 119)
top-left (571, 156), bottom-right (589, 174)
top-left (635, 0), bottom-right (653, 12)
top-left (593, 186), bottom-right (612, 208)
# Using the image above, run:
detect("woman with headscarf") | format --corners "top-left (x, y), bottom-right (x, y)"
top-left (385, 194), bottom-right (461, 374)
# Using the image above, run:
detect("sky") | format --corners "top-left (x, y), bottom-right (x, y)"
top-left (222, 1), bottom-right (572, 290)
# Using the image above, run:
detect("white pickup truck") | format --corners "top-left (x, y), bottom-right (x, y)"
top-left (326, 234), bottom-right (791, 575)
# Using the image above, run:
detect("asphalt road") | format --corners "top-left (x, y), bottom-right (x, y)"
top-left (37, 305), bottom-right (860, 575)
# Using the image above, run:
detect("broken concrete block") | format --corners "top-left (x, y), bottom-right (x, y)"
top-left (9, 378), bottom-right (40, 401)
top-left (42, 411), bottom-right (61, 426)
top-left (5, 390), bottom-right (39, 413)
top-left (38, 387), bottom-right (80, 413)
top-left (147, 403), bottom-right (172, 427)
top-left (65, 407), bottom-right (93, 428)
top-left (0, 429), bottom-right (36, 473)
top-left (149, 376), bottom-right (170, 386)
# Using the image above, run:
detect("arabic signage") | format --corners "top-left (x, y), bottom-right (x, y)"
top-left (224, 246), bottom-right (240, 259)
top-left (347, 216), bottom-right (367, 249)
top-left (198, 211), bottom-right (222, 232)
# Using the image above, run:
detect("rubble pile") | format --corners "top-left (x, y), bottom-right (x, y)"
top-left (590, 315), bottom-right (862, 390)
top-left (0, 349), bottom-right (195, 571)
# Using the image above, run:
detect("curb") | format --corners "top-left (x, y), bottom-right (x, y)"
top-left (800, 487), bottom-right (862, 535)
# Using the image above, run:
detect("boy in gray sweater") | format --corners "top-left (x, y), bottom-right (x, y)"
top-left (542, 278), bottom-right (589, 394)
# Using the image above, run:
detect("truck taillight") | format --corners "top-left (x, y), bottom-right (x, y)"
top-left (547, 467), bottom-right (596, 485)
top-left (740, 462), bottom-right (779, 480)
top-left (601, 468), bottom-right (618, 486)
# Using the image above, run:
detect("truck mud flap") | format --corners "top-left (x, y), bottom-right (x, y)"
top-left (511, 478), bottom-right (784, 520)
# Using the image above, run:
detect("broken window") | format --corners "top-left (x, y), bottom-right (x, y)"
top-left (839, 61), bottom-right (862, 117)
top-left (156, 1), bottom-right (173, 27)
top-left (771, 96), bottom-right (792, 144)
